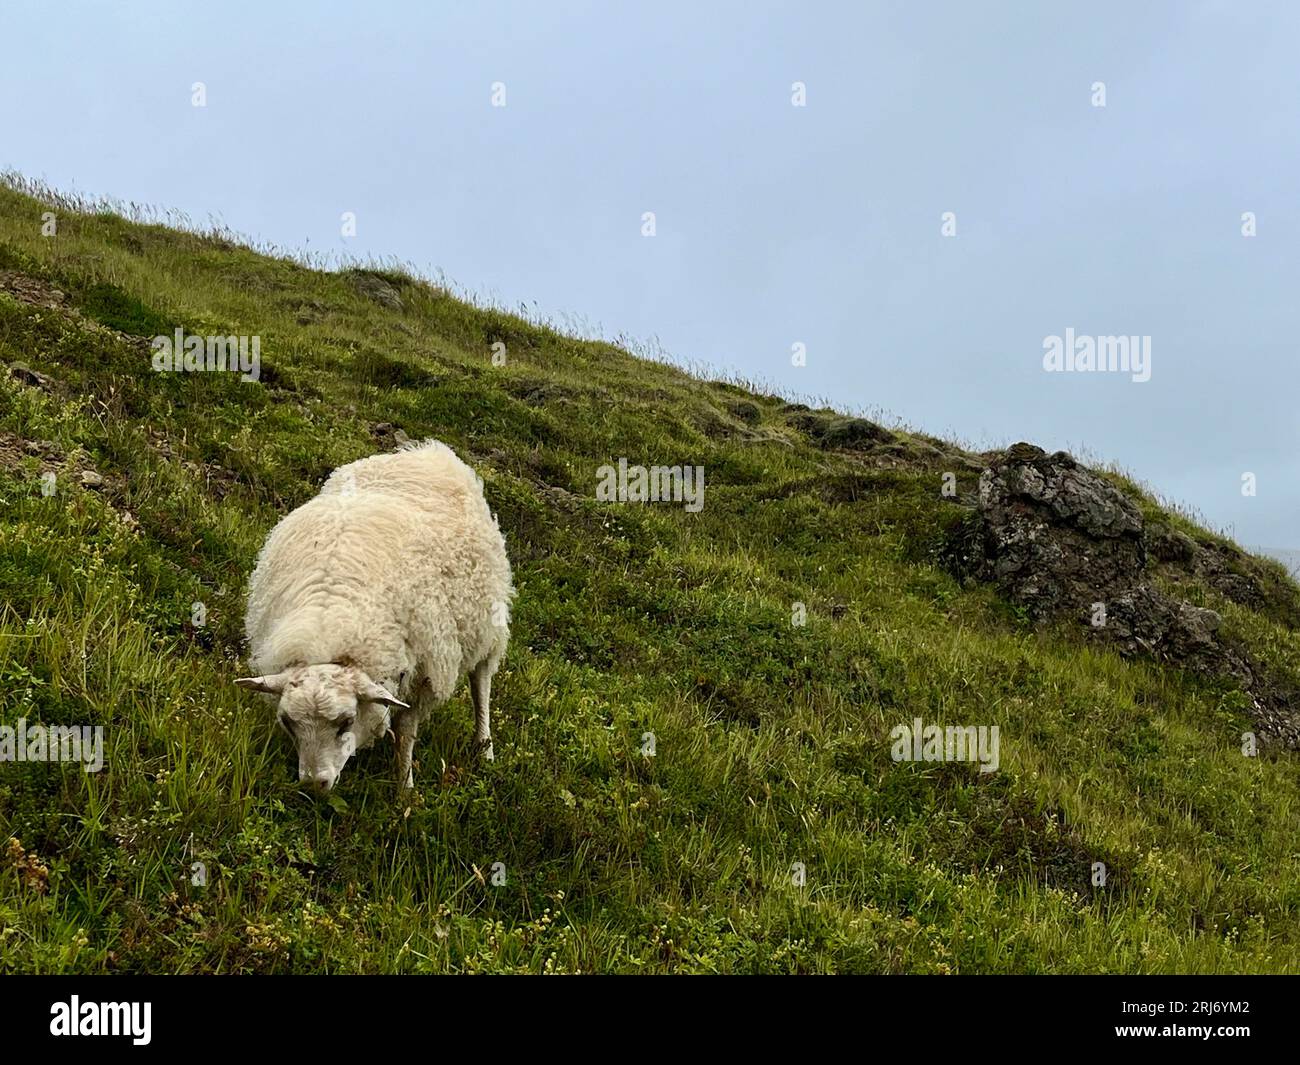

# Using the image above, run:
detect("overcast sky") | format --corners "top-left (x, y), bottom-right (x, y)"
top-left (2, 0), bottom-right (1296, 548)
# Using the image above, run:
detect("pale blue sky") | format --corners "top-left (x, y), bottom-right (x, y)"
top-left (2, 0), bottom-right (1296, 547)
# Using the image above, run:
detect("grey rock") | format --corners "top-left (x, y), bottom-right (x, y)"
top-left (347, 271), bottom-right (404, 311)
top-left (10, 364), bottom-right (54, 391)
top-left (1146, 522), bottom-right (1198, 564)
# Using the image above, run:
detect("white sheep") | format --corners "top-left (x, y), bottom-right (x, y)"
top-left (235, 439), bottom-right (513, 792)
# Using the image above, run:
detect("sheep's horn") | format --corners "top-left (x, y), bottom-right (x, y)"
top-left (234, 673), bottom-right (291, 695)
top-left (355, 672), bottom-right (411, 710)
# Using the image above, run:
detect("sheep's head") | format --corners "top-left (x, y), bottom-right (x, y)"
top-left (235, 665), bottom-right (408, 792)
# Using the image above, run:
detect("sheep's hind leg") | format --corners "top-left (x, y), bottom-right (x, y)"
top-left (469, 661), bottom-right (495, 761)
top-left (393, 706), bottom-right (419, 789)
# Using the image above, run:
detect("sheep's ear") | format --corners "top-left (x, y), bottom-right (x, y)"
top-left (355, 673), bottom-right (410, 710)
top-left (235, 673), bottom-right (290, 696)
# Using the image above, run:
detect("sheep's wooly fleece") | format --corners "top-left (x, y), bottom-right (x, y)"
top-left (244, 439), bottom-right (513, 708)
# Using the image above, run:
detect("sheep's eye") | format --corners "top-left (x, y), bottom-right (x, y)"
top-left (337, 718), bottom-right (354, 739)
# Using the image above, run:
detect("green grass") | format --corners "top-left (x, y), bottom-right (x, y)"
top-left (1, 176), bottom-right (1298, 973)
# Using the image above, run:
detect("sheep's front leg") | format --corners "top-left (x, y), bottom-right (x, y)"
top-left (469, 661), bottom-right (494, 761)
top-left (393, 707), bottom-right (419, 789)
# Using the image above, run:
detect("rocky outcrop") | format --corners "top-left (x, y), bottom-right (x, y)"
top-left (947, 443), bottom-right (1299, 748)
top-left (971, 442), bottom-right (1146, 619)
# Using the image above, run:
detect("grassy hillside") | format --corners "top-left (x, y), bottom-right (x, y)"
top-left (1, 176), bottom-right (1298, 974)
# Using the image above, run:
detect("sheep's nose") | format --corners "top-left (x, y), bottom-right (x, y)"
top-left (300, 769), bottom-right (335, 792)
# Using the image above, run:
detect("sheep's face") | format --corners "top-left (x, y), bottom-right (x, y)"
top-left (235, 665), bottom-right (409, 792)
